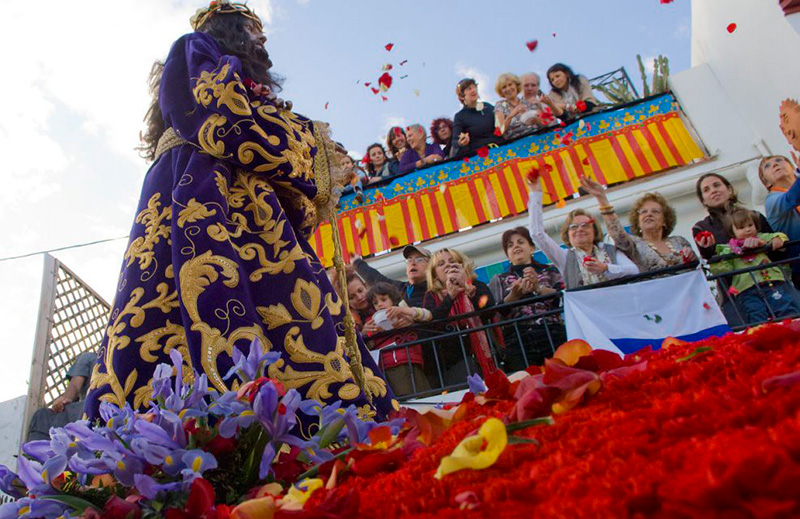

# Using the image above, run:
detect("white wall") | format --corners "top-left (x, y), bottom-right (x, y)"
top-left (691, 0), bottom-right (800, 156)
top-left (0, 396), bottom-right (26, 471)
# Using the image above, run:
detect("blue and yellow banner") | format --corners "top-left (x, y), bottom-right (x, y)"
top-left (313, 93), bottom-right (705, 265)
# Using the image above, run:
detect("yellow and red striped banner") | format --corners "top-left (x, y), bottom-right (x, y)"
top-left (313, 94), bottom-right (705, 266)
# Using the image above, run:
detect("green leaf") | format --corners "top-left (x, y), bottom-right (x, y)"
top-left (39, 495), bottom-right (100, 515)
top-left (295, 447), bottom-right (352, 482)
top-left (677, 346), bottom-right (713, 363)
top-left (506, 416), bottom-right (554, 433)
top-left (508, 436), bottom-right (540, 446)
top-left (654, 314), bottom-right (662, 323)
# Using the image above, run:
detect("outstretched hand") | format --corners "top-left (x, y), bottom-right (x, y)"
top-left (579, 176), bottom-right (606, 199)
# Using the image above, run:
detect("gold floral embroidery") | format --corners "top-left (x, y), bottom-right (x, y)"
top-left (267, 327), bottom-right (386, 402)
top-left (257, 303), bottom-right (293, 330)
top-left (192, 63), bottom-right (251, 116)
top-left (124, 194), bottom-right (172, 274)
top-left (177, 198), bottom-right (217, 227)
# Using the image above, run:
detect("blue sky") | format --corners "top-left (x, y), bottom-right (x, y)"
top-left (0, 0), bottom-right (690, 401)
top-left (271, 0), bottom-right (691, 155)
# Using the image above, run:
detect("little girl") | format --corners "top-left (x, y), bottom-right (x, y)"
top-left (340, 153), bottom-right (367, 204)
top-left (363, 283), bottom-right (432, 396)
top-left (711, 208), bottom-right (800, 323)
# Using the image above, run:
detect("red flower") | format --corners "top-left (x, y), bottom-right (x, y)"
top-left (165, 478), bottom-right (216, 519)
top-left (206, 434), bottom-right (236, 458)
top-left (575, 100), bottom-right (588, 112)
top-left (727, 22), bottom-right (737, 33)
top-left (525, 39), bottom-right (538, 52)
top-left (526, 167), bottom-right (540, 184)
top-left (694, 230), bottom-right (713, 244)
top-left (477, 146), bottom-right (489, 158)
top-left (103, 496), bottom-right (141, 519)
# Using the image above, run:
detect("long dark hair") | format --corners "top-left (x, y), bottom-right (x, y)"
top-left (365, 143), bottom-right (387, 175)
top-left (695, 172), bottom-right (739, 211)
top-left (546, 63), bottom-right (581, 94)
top-left (138, 12), bottom-right (283, 161)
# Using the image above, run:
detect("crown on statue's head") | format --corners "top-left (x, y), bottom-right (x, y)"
top-left (190, 1), bottom-right (263, 32)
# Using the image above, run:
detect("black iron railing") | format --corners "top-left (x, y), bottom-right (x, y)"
top-left (364, 242), bottom-right (800, 401)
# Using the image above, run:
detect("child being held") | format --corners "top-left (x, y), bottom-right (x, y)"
top-left (340, 153), bottom-right (367, 204)
top-left (711, 208), bottom-right (800, 323)
top-left (363, 282), bottom-right (433, 396)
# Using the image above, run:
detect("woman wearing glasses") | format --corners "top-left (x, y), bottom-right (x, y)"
top-left (579, 177), bottom-right (697, 272)
top-left (526, 177), bottom-right (639, 288)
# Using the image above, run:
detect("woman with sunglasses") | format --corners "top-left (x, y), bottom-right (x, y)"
top-left (525, 177), bottom-right (639, 288)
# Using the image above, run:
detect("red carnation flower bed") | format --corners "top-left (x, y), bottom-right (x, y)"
top-left (303, 323), bottom-right (800, 518)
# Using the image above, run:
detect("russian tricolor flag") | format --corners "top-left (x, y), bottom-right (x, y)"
top-left (564, 270), bottom-right (730, 354)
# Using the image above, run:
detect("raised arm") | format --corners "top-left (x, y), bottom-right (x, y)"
top-left (526, 181), bottom-right (568, 272)
top-left (605, 250), bottom-right (640, 279)
top-left (579, 176), bottom-right (638, 260)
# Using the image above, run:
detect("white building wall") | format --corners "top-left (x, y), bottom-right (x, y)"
top-left (0, 396), bottom-right (26, 471)
top-left (691, 0), bottom-right (800, 156)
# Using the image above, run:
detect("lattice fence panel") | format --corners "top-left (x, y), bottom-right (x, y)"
top-left (22, 255), bottom-right (111, 441)
top-left (42, 264), bottom-right (110, 406)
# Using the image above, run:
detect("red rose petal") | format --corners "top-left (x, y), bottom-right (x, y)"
top-left (364, 82), bottom-right (371, 87)
top-left (384, 43), bottom-right (394, 51)
top-left (575, 100), bottom-right (587, 113)
top-left (381, 96), bottom-right (388, 102)
top-left (727, 23), bottom-right (737, 33)
top-left (477, 146), bottom-right (489, 158)
top-left (389, 236), bottom-right (399, 246)
top-left (581, 157), bottom-right (590, 166)
top-left (463, 157), bottom-right (470, 163)
top-left (378, 72), bottom-right (393, 91)
top-left (525, 39), bottom-right (538, 52)
top-left (493, 128), bottom-right (502, 137)
top-left (371, 87), bottom-right (380, 95)
top-left (702, 302), bottom-right (711, 310)
top-left (660, 0), bottom-right (674, 4)
top-left (552, 32), bottom-right (557, 37)
top-left (324, 102), bottom-right (329, 110)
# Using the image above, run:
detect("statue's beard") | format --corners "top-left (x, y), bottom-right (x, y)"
top-left (253, 45), bottom-right (273, 70)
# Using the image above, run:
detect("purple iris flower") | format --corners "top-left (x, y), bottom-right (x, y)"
top-left (252, 386), bottom-right (315, 478)
top-left (0, 497), bottom-right (67, 519)
top-left (129, 437), bottom-right (186, 476)
top-left (467, 373), bottom-right (487, 395)
top-left (16, 455), bottom-right (66, 496)
top-left (67, 455), bottom-right (112, 477)
top-left (21, 441), bottom-right (53, 464)
top-left (133, 474), bottom-right (182, 500)
top-left (134, 411), bottom-right (186, 449)
top-left (179, 450), bottom-right (217, 484)
top-left (223, 337), bottom-right (281, 382)
top-left (0, 466), bottom-right (24, 499)
top-left (62, 422), bottom-right (118, 454)
top-left (150, 363), bottom-right (174, 402)
top-left (111, 453), bottom-right (144, 487)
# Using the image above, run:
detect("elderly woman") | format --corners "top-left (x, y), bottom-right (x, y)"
top-left (430, 117), bottom-right (454, 158)
top-left (759, 155), bottom-right (800, 287)
top-left (451, 78), bottom-right (503, 158)
top-left (422, 248), bottom-right (498, 386)
top-left (546, 63), bottom-right (599, 121)
top-left (364, 143), bottom-right (399, 181)
top-left (494, 73), bottom-right (538, 140)
top-left (580, 176), bottom-right (697, 271)
top-left (398, 124), bottom-right (445, 175)
top-left (489, 227), bottom-right (566, 371)
top-left (526, 178), bottom-right (639, 288)
top-left (385, 126), bottom-right (408, 162)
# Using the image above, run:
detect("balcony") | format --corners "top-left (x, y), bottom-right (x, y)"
top-left (311, 92), bottom-right (707, 266)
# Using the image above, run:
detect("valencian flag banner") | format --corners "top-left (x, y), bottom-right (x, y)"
top-left (312, 93), bottom-right (706, 265)
top-left (563, 270), bottom-right (730, 354)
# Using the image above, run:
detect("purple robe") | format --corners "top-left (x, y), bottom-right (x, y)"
top-left (85, 32), bottom-right (396, 421)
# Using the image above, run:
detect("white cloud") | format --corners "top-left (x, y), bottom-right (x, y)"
top-left (674, 18), bottom-right (690, 40)
top-left (454, 62), bottom-right (497, 103)
top-left (643, 56), bottom-right (657, 75)
top-left (378, 116), bottom-right (408, 143)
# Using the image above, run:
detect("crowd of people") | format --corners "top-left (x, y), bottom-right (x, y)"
top-left (338, 63), bottom-right (601, 201)
top-left (330, 165), bottom-right (800, 397)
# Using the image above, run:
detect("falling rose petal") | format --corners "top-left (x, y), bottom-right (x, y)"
top-left (324, 102), bottom-right (329, 110)
top-left (381, 96), bottom-right (388, 102)
top-left (389, 236), bottom-right (399, 246)
top-left (371, 87), bottom-right (380, 95)
top-left (660, 0), bottom-right (674, 3)
top-left (728, 286), bottom-right (740, 297)
top-left (702, 302), bottom-right (711, 310)
top-left (477, 146), bottom-right (489, 158)
top-left (478, 295), bottom-right (489, 309)
top-left (382, 63), bottom-right (393, 71)
top-left (413, 89), bottom-right (420, 97)
top-left (586, 122), bottom-right (592, 131)
top-left (727, 22), bottom-right (737, 33)
top-left (543, 164), bottom-right (553, 173)
top-left (378, 72), bottom-right (393, 91)
top-left (399, 59), bottom-right (408, 66)
top-left (556, 199), bottom-right (566, 208)
top-left (358, 228), bottom-right (368, 239)
top-left (364, 82), bottom-right (371, 87)
top-left (581, 157), bottom-right (590, 166)
top-left (463, 157), bottom-right (470, 163)
top-left (525, 39), bottom-right (538, 52)
top-left (552, 32), bottom-right (557, 37)
top-left (384, 43), bottom-right (394, 51)
top-left (493, 128), bottom-right (502, 137)
top-left (400, 75), bottom-right (408, 79)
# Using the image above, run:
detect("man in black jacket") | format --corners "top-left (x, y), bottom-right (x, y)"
top-left (353, 245), bottom-right (431, 309)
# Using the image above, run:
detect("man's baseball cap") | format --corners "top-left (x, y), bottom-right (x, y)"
top-left (403, 245), bottom-right (432, 259)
